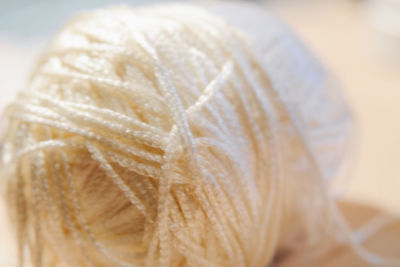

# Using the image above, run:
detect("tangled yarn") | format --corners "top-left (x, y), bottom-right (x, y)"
top-left (1, 3), bottom-right (353, 267)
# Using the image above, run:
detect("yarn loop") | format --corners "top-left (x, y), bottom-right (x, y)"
top-left (1, 4), bottom-right (353, 267)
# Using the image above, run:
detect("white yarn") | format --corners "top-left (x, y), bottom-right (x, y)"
top-left (1, 3), bottom-right (385, 267)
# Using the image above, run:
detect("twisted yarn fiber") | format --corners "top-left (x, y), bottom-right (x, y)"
top-left (1, 3), bottom-right (353, 267)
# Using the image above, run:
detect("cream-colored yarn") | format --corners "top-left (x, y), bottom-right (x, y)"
top-left (1, 3), bottom-right (354, 267)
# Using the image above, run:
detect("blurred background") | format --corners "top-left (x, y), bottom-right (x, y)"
top-left (0, 0), bottom-right (399, 266)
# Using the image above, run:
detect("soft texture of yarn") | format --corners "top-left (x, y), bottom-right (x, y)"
top-left (1, 3), bottom-right (354, 267)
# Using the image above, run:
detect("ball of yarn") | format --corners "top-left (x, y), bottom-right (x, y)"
top-left (1, 3), bottom-right (353, 267)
